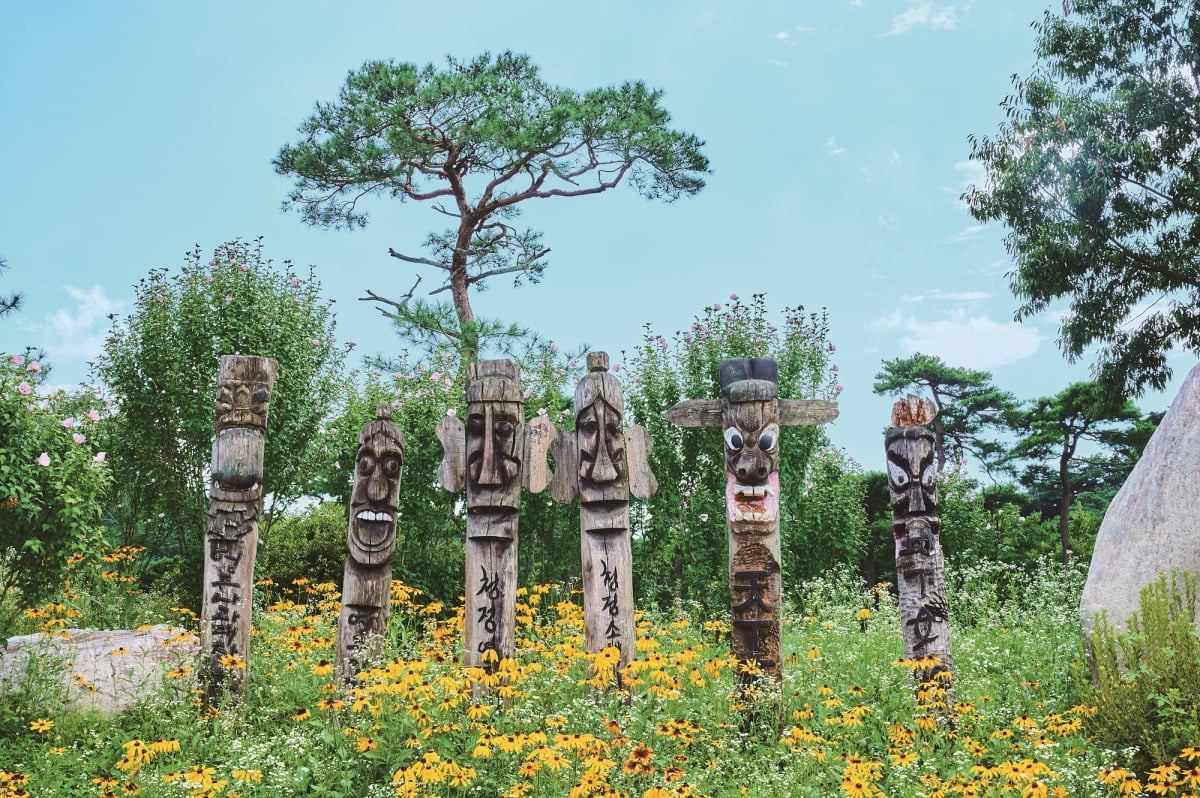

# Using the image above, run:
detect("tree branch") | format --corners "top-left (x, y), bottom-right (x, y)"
top-left (388, 248), bottom-right (447, 270)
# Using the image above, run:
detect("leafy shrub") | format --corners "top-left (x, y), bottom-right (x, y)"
top-left (257, 502), bottom-right (349, 588)
top-left (1086, 571), bottom-right (1200, 770)
top-left (0, 352), bottom-right (110, 631)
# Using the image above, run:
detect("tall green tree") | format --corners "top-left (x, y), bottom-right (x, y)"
top-left (93, 239), bottom-right (348, 599)
top-left (873, 353), bottom-right (1018, 475)
top-left (274, 51), bottom-right (709, 361)
top-left (1006, 381), bottom-right (1141, 565)
top-left (966, 1), bottom-right (1200, 400)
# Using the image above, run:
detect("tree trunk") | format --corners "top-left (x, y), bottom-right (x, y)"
top-left (1058, 451), bottom-right (1073, 566)
top-left (452, 222), bottom-right (477, 362)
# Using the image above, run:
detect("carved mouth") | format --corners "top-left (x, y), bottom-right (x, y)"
top-left (726, 472), bottom-right (780, 527)
top-left (356, 510), bottom-right (394, 523)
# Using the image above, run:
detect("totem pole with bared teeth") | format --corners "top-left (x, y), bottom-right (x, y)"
top-left (667, 357), bottom-right (837, 683)
top-left (336, 403), bottom-right (404, 683)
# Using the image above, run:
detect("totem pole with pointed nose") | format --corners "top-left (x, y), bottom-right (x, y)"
top-left (336, 404), bottom-right (404, 683)
top-left (202, 354), bottom-right (277, 700)
top-left (436, 359), bottom-right (554, 672)
top-left (667, 357), bottom-right (838, 683)
top-left (546, 352), bottom-right (657, 680)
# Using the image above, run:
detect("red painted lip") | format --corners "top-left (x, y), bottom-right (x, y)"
top-left (726, 472), bottom-right (779, 526)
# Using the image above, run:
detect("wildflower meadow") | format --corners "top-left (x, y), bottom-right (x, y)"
top-left (2, 547), bottom-right (1197, 798)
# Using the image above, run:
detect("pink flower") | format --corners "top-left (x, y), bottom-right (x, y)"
top-left (37, 452), bottom-right (50, 466)
top-left (204, 274), bottom-right (214, 282)
top-left (333, 461), bottom-right (341, 470)
top-left (537, 408), bottom-right (548, 416)
top-left (522, 389), bottom-right (532, 399)
top-left (17, 381), bottom-right (31, 395)
top-left (730, 293), bottom-right (739, 301)
top-left (73, 433), bottom-right (86, 444)
top-left (86, 409), bottom-right (100, 421)
top-left (61, 417), bottom-right (76, 429)
top-left (11, 354), bottom-right (25, 366)
top-left (446, 408), bottom-right (457, 417)
top-left (26, 361), bottom-right (41, 374)
top-left (224, 295), bottom-right (233, 305)
top-left (550, 344), bottom-right (559, 354)
top-left (712, 303), bottom-right (721, 311)
top-left (94, 452), bottom-right (106, 463)
top-left (611, 364), bottom-right (620, 372)
top-left (699, 513), bottom-right (709, 522)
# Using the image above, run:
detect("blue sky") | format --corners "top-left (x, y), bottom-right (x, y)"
top-left (2, 0), bottom-right (1192, 472)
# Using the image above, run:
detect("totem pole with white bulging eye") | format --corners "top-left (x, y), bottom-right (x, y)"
top-left (666, 357), bottom-right (838, 683)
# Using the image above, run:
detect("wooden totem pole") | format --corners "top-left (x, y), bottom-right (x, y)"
top-left (667, 358), bottom-right (838, 682)
top-left (436, 359), bottom-right (554, 671)
top-left (886, 395), bottom-right (954, 693)
top-left (336, 404), bottom-right (404, 684)
top-left (202, 354), bottom-right (278, 699)
top-left (547, 352), bottom-right (657, 679)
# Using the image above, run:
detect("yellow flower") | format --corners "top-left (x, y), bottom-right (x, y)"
top-left (356, 736), bottom-right (377, 753)
top-left (219, 654), bottom-right (247, 669)
top-left (29, 718), bottom-right (54, 733)
top-left (293, 707), bottom-right (311, 722)
top-left (311, 660), bottom-right (334, 676)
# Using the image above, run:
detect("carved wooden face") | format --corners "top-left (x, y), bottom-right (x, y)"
top-left (214, 380), bottom-right (272, 432)
top-left (465, 398), bottom-right (523, 539)
top-left (885, 427), bottom-right (940, 548)
top-left (348, 420), bottom-right (403, 566)
top-left (722, 399), bottom-right (780, 534)
top-left (578, 396), bottom-right (627, 495)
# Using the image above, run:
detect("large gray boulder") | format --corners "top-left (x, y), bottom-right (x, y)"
top-left (1081, 362), bottom-right (1200, 638)
top-left (0, 625), bottom-right (198, 714)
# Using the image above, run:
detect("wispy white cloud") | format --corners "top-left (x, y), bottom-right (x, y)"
top-left (794, 24), bottom-right (815, 34)
top-left (902, 290), bottom-right (991, 303)
top-left (825, 136), bottom-right (847, 157)
top-left (775, 30), bottom-right (792, 42)
top-left (885, 1), bottom-right (970, 36)
top-left (869, 309), bottom-right (1039, 368)
top-left (948, 224), bottom-right (987, 243)
top-left (24, 284), bottom-right (123, 372)
top-left (767, 58), bottom-right (789, 68)
top-left (877, 211), bottom-right (899, 230)
top-left (888, 148), bottom-right (903, 167)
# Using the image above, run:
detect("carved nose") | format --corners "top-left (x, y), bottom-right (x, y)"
top-left (907, 489), bottom-right (926, 513)
top-left (735, 456), bottom-right (768, 483)
top-left (477, 436), bottom-right (509, 486)
top-left (367, 470), bottom-right (389, 502)
top-left (589, 444), bottom-right (619, 483)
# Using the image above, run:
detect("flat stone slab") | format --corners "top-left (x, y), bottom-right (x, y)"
top-left (0, 625), bottom-right (198, 714)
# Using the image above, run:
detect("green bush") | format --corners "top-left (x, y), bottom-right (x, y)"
top-left (257, 502), bottom-right (348, 588)
top-left (1086, 571), bottom-right (1200, 770)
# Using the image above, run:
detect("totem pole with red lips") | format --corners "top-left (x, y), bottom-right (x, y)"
top-left (336, 404), bottom-right (404, 683)
top-left (667, 357), bottom-right (837, 683)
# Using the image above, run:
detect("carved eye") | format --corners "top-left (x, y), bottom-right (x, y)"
top-left (887, 460), bottom-right (909, 489)
top-left (467, 415), bottom-right (484, 434)
top-left (494, 419), bottom-right (515, 439)
top-left (606, 419), bottom-right (622, 436)
top-left (723, 427), bottom-right (743, 450)
top-left (922, 464), bottom-right (937, 491)
top-left (758, 424), bottom-right (780, 453)
top-left (251, 389), bottom-right (270, 404)
top-left (381, 455), bottom-right (402, 477)
top-left (358, 453), bottom-right (376, 474)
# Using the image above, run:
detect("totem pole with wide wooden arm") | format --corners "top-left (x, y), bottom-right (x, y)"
top-left (886, 395), bottom-right (954, 698)
top-left (202, 354), bottom-right (278, 699)
top-left (546, 352), bottom-right (657, 679)
top-left (667, 357), bottom-right (838, 682)
top-left (336, 404), bottom-right (404, 684)
top-left (436, 359), bottom-right (555, 671)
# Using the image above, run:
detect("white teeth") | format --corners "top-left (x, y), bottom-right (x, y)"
top-left (733, 484), bottom-right (773, 499)
top-left (356, 511), bottom-right (394, 523)
top-left (733, 511), bottom-right (772, 523)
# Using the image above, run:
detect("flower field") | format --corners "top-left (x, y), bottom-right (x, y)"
top-left (1, 556), bottom-right (1197, 798)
